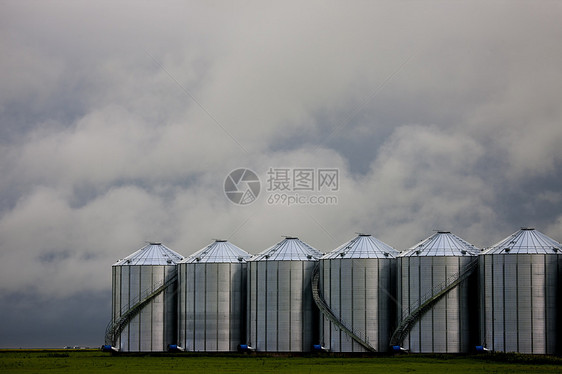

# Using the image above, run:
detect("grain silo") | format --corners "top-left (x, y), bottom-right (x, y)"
top-left (246, 237), bottom-right (323, 352)
top-left (316, 234), bottom-right (399, 352)
top-left (393, 231), bottom-right (479, 353)
top-left (177, 240), bottom-right (251, 352)
top-left (479, 228), bottom-right (562, 354)
top-left (106, 242), bottom-right (184, 352)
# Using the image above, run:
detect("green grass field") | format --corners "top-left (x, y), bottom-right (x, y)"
top-left (1, 350), bottom-right (561, 373)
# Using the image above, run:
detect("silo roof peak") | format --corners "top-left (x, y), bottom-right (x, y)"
top-left (322, 234), bottom-right (399, 259)
top-left (181, 240), bottom-right (251, 263)
top-left (484, 228), bottom-right (561, 255)
top-left (401, 231), bottom-right (479, 257)
top-left (250, 237), bottom-right (323, 261)
top-left (114, 242), bottom-right (184, 265)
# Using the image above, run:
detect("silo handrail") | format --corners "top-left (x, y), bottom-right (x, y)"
top-left (399, 258), bottom-right (478, 321)
top-left (116, 278), bottom-right (166, 317)
top-left (104, 273), bottom-right (178, 347)
top-left (311, 263), bottom-right (377, 353)
top-left (389, 258), bottom-right (478, 347)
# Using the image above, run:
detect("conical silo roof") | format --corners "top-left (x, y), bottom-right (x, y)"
top-left (400, 231), bottom-right (478, 257)
top-left (114, 242), bottom-right (184, 266)
top-left (483, 228), bottom-right (562, 255)
top-left (250, 237), bottom-right (323, 261)
top-left (181, 239), bottom-right (251, 263)
top-left (322, 234), bottom-right (399, 259)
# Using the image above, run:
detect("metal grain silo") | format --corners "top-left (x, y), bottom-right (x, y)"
top-left (178, 240), bottom-right (251, 352)
top-left (106, 242), bottom-right (184, 352)
top-left (247, 237), bottom-right (323, 352)
top-left (316, 234), bottom-right (399, 352)
top-left (479, 228), bottom-right (562, 354)
top-left (393, 231), bottom-right (479, 353)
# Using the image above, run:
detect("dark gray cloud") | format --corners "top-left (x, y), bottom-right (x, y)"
top-left (0, 291), bottom-right (108, 348)
top-left (1, 1), bottom-right (562, 347)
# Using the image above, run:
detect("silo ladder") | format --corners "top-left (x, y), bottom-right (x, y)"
top-left (389, 258), bottom-right (478, 347)
top-left (104, 273), bottom-right (178, 347)
top-left (311, 264), bottom-right (377, 353)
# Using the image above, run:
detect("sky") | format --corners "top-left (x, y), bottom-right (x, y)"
top-left (1, 1), bottom-right (562, 348)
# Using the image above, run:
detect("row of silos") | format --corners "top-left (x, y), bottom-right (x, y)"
top-left (108, 228), bottom-right (562, 354)
top-left (110, 237), bottom-right (322, 353)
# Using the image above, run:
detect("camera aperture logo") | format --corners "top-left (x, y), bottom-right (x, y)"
top-left (224, 168), bottom-right (261, 205)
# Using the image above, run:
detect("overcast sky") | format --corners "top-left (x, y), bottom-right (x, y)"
top-left (1, 1), bottom-right (561, 348)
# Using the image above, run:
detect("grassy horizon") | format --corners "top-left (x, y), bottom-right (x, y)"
top-left (1, 350), bottom-right (561, 373)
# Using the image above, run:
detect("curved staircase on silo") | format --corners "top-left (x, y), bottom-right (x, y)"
top-left (104, 273), bottom-right (178, 347)
top-left (311, 264), bottom-right (377, 353)
top-left (389, 258), bottom-right (478, 347)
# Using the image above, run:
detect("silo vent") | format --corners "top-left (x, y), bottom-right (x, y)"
top-left (384, 252), bottom-right (389, 257)
top-left (196, 257), bottom-right (201, 261)
top-left (415, 250), bottom-right (421, 255)
top-left (553, 247), bottom-right (560, 253)
top-left (340, 252), bottom-right (346, 257)
top-left (461, 250), bottom-right (467, 255)
top-left (307, 255), bottom-right (312, 259)
top-left (166, 259), bottom-right (172, 264)
top-left (238, 256), bottom-right (244, 261)
top-left (504, 248), bottom-right (511, 253)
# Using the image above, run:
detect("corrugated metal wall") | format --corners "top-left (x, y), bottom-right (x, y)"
top-left (479, 253), bottom-right (560, 354)
top-left (319, 258), bottom-right (395, 352)
top-left (397, 256), bottom-right (474, 353)
top-left (178, 261), bottom-right (246, 351)
top-left (112, 264), bottom-right (177, 352)
top-left (247, 260), bottom-right (317, 352)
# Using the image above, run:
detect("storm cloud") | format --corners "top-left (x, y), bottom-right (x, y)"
top-left (1, 1), bottom-right (561, 347)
